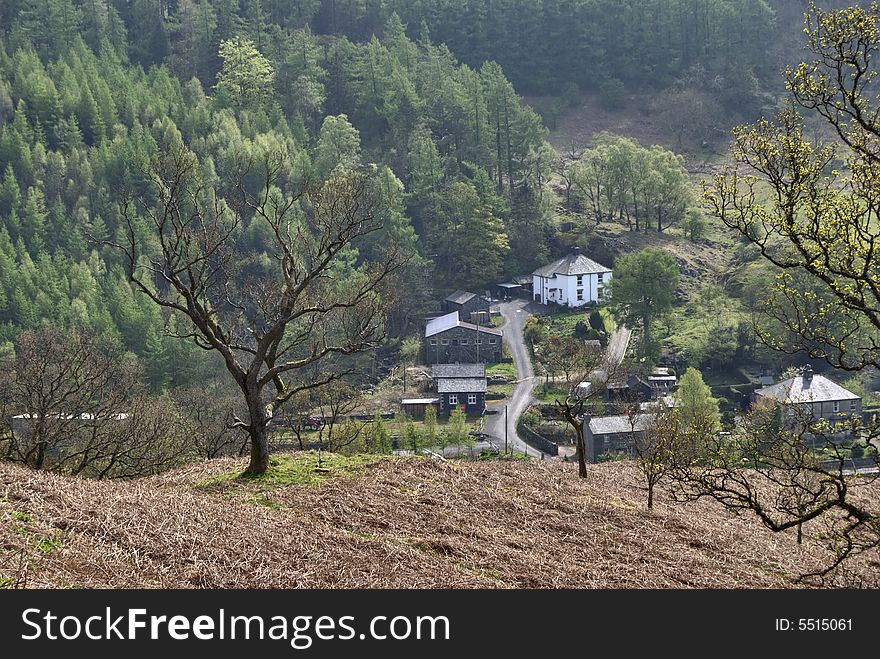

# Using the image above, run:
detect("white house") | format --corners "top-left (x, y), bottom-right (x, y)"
top-left (532, 248), bottom-right (612, 307)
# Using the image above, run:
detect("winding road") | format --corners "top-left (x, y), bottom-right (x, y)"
top-left (484, 299), bottom-right (537, 454)
top-left (483, 299), bottom-right (631, 457)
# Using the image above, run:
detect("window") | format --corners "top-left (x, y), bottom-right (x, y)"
top-left (851, 400), bottom-right (858, 411)
top-left (460, 339), bottom-right (469, 345)
top-left (441, 338), bottom-right (450, 346)
top-left (429, 339), bottom-right (437, 345)
top-left (577, 275), bottom-right (583, 286)
top-left (475, 339), bottom-right (483, 345)
top-left (448, 394), bottom-right (458, 406)
top-left (597, 273), bottom-right (604, 283)
top-left (488, 338), bottom-right (497, 344)
top-left (833, 401), bottom-right (840, 413)
top-left (576, 289), bottom-right (584, 301)
top-left (468, 394), bottom-right (477, 405)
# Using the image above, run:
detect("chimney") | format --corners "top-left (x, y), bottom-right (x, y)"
top-left (572, 246), bottom-right (581, 255)
top-left (802, 364), bottom-right (813, 385)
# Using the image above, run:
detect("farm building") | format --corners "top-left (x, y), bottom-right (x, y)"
top-left (425, 311), bottom-right (503, 364)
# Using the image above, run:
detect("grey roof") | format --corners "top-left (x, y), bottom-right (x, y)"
top-left (755, 373), bottom-right (860, 404)
top-left (433, 363), bottom-right (486, 379)
top-left (512, 274), bottom-right (533, 285)
top-left (498, 282), bottom-right (521, 289)
top-left (425, 311), bottom-right (460, 337)
top-left (445, 290), bottom-right (478, 305)
top-left (533, 251), bottom-right (611, 277)
top-left (402, 398), bottom-right (439, 405)
top-left (425, 311), bottom-right (502, 338)
top-left (458, 321), bottom-right (501, 336)
top-left (437, 377), bottom-right (488, 394)
top-left (589, 413), bottom-right (653, 436)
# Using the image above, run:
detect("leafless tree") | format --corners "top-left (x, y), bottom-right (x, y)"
top-left (0, 327), bottom-right (138, 473)
top-left (91, 394), bottom-right (195, 479)
top-left (172, 384), bottom-right (247, 458)
top-left (108, 145), bottom-right (409, 474)
top-left (0, 327), bottom-right (192, 479)
top-left (553, 341), bottom-right (608, 477)
top-left (315, 381), bottom-right (368, 451)
top-left (626, 399), bottom-right (677, 510)
top-left (667, 398), bottom-right (879, 581)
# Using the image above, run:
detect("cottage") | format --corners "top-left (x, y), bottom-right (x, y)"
top-left (607, 374), bottom-right (655, 402)
top-left (532, 248), bottom-right (612, 307)
top-left (584, 413), bottom-right (653, 461)
top-left (425, 311), bottom-right (503, 364)
top-left (432, 364), bottom-right (487, 417)
top-left (442, 290), bottom-right (491, 325)
top-left (753, 366), bottom-right (861, 439)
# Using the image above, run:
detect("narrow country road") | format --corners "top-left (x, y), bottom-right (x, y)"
top-left (483, 300), bottom-right (631, 457)
top-left (484, 299), bottom-right (539, 455)
top-left (602, 324), bottom-right (632, 372)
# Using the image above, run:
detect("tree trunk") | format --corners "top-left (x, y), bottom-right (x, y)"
top-left (246, 423), bottom-right (270, 474)
top-left (575, 423), bottom-right (588, 478)
top-left (244, 391), bottom-right (271, 474)
top-left (647, 481), bottom-right (654, 509)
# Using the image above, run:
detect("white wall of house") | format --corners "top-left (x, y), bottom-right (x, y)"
top-left (532, 271), bottom-right (611, 306)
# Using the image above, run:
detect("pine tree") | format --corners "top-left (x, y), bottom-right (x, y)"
top-left (0, 165), bottom-right (21, 218)
top-left (20, 187), bottom-right (48, 254)
top-left (144, 325), bottom-right (171, 392)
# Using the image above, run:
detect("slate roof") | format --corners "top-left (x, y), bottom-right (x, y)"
top-left (589, 414), bottom-right (653, 436)
top-left (402, 398), bottom-right (440, 405)
top-left (425, 311), bottom-right (460, 337)
top-left (533, 251), bottom-right (611, 277)
top-left (755, 373), bottom-right (860, 404)
top-left (437, 377), bottom-right (488, 394)
top-left (445, 290), bottom-right (478, 305)
top-left (425, 311), bottom-right (502, 337)
top-left (432, 364), bottom-right (486, 379)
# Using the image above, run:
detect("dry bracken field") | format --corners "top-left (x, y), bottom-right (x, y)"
top-left (1, 453), bottom-right (877, 589)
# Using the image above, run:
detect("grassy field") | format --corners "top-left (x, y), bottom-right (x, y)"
top-left (487, 362), bottom-right (517, 379)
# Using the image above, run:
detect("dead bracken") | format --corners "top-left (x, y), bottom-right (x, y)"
top-left (2, 452), bottom-right (876, 589)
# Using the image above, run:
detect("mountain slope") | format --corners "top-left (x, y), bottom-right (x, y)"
top-left (0, 454), bottom-right (873, 588)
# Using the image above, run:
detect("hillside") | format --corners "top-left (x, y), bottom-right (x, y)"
top-left (2, 453), bottom-right (874, 589)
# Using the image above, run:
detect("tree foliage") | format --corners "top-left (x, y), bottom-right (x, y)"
top-left (608, 248), bottom-right (680, 357)
top-left (700, 1), bottom-right (880, 580)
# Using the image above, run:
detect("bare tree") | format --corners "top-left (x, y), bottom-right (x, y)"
top-left (92, 394), bottom-right (195, 479)
top-left (538, 336), bottom-right (590, 390)
top-left (627, 399), bottom-right (677, 510)
top-left (108, 145), bottom-right (408, 474)
top-left (553, 341), bottom-right (607, 477)
top-left (667, 399), bottom-right (878, 581)
top-left (0, 327), bottom-right (191, 479)
top-left (315, 381), bottom-right (368, 452)
top-left (172, 384), bottom-right (247, 458)
top-left (0, 327), bottom-right (138, 473)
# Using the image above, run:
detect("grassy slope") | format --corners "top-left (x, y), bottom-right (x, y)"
top-left (2, 452), bottom-right (874, 589)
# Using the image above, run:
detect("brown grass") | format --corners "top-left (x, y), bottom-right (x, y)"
top-left (1, 455), bottom-right (875, 589)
